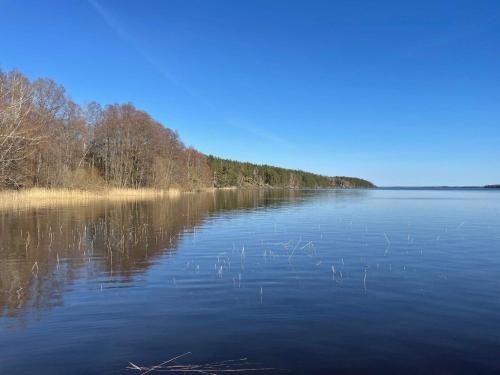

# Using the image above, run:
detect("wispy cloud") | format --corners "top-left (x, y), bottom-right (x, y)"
top-left (87, 0), bottom-right (290, 149)
top-left (87, 0), bottom-right (185, 92)
top-left (228, 120), bottom-right (294, 148)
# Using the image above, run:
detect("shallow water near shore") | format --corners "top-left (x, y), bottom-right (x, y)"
top-left (1, 188), bottom-right (500, 374)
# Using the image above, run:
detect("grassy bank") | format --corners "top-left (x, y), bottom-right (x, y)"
top-left (0, 188), bottom-right (182, 211)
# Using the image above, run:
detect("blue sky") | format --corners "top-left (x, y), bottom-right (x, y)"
top-left (1, 0), bottom-right (499, 186)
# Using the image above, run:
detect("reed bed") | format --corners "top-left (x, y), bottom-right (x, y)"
top-left (0, 188), bottom-right (181, 211)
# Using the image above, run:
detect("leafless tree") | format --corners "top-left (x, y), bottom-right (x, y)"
top-left (0, 70), bottom-right (45, 188)
top-left (0, 69), bottom-right (214, 190)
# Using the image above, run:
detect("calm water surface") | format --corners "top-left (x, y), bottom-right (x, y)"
top-left (1, 189), bottom-right (500, 374)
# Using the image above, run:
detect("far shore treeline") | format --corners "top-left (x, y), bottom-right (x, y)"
top-left (0, 68), bottom-right (374, 190)
top-left (207, 156), bottom-right (374, 188)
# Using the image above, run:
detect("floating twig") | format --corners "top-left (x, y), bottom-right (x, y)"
top-left (126, 352), bottom-right (281, 374)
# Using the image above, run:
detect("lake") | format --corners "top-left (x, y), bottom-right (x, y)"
top-left (1, 188), bottom-right (500, 374)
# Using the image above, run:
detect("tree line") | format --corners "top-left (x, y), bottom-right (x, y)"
top-left (0, 68), bottom-right (374, 190)
top-left (207, 156), bottom-right (375, 188)
top-left (0, 69), bottom-right (211, 189)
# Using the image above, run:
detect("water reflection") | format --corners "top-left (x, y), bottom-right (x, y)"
top-left (2, 188), bottom-right (500, 375)
top-left (0, 189), bottom-right (311, 320)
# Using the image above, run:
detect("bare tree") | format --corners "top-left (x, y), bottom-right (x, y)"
top-left (0, 70), bottom-right (44, 188)
top-left (0, 68), bottom-right (215, 191)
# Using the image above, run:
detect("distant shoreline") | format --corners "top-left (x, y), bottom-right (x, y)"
top-left (377, 186), bottom-right (500, 189)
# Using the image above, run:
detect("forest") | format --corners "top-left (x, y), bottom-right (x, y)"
top-left (208, 156), bottom-right (374, 188)
top-left (0, 68), bottom-right (374, 190)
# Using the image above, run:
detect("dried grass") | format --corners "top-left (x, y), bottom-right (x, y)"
top-left (0, 188), bottom-right (181, 211)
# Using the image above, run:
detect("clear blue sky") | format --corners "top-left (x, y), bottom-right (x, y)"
top-left (1, 0), bottom-right (499, 186)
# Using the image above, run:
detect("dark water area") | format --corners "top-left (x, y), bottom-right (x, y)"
top-left (1, 189), bottom-right (500, 374)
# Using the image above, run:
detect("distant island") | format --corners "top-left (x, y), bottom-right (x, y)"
top-left (0, 68), bottom-right (373, 191)
top-left (485, 185), bottom-right (500, 189)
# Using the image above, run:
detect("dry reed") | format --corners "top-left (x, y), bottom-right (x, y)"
top-left (0, 188), bottom-right (181, 211)
top-left (127, 352), bottom-right (280, 374)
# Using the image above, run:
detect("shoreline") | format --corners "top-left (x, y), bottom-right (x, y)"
top-left (0, 186), bottom-right (378, 211)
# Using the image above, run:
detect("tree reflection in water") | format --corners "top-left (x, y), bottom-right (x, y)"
top-left (0, 189), bottom-right (303, 321)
